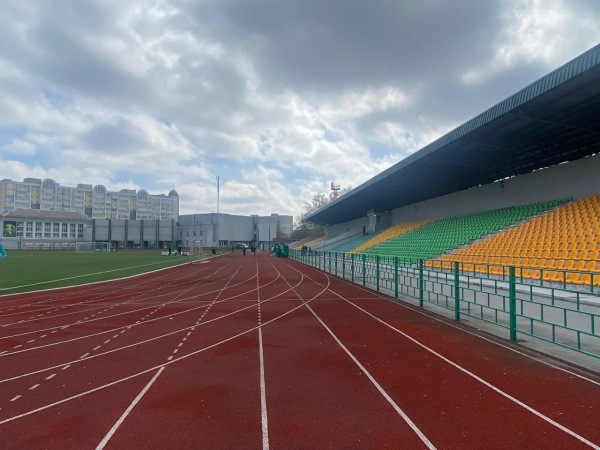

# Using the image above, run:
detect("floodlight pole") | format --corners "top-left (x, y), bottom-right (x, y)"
top-left (216, 175), bottom-right (220, 248)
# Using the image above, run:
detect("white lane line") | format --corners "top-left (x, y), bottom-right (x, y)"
top-left (256, 257), bottom-right (269, 450)
top-left (258, 327), bottom-right (269, 450)
top-left (10, 395), bottom-right (21, 402)
top-left (341, 297), bottom-right (600, 450)
top-left (29, 384), bottom-right (40, 390)
top-left (104, 340), bottom-right (111, 344)
top-left (46, 374), bottom-right (56, 380)
top-left (0, 287), bottom-right (323, 427)
top-left (61, 365), bottom-right (71, 370)
top-left (0, 351), bottom-right (7, 356)
top-left (79, 353), bottom-right (90, 359)
top-left (95, 367), bottom-right (165, 450)
top-left (306, 303), bottom-right (436, 450)
top-left (167, 356), bottom-right (173, 361)
top-left (93, 346), bottom-right (101, 351)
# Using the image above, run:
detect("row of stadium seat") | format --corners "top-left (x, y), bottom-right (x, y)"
top-left (364, 199), bottom-right (564, 262)
top-left (350, 219), bottom-right (433, 254)
top-left (437, 194), bottom-right (600, 284)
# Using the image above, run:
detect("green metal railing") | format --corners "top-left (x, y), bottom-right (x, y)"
top-left (290, 249), bottom-right (600, 360)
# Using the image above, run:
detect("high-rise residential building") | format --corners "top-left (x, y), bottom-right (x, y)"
top-left (0, 178), bottom-right (179, 220)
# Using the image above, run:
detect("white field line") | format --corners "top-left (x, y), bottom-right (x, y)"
top-left (259, 328), bottom-right (269, 450)
top-left (0, 260), bottom-right (189, 294)
top-left (0, 273), bottom-right (330, 426)
top-left (0, 265), bottom-right (261, 344)
top-left (256, 258), bottom-right (270, 450)
top-left (306, 303), bottom-right (436, 449)
top-left (95, 367), bottom-right (165, 450)
top-left (0, 266), bottom-right (294, 383)
top-left (331, 269), bottom-right (600, 387)
top-left (271, 259), bottom-right (435, 448)
top-left (0, 255), bottom-right (229, 318)
top-left (332, 288), bottom-right (600, 449)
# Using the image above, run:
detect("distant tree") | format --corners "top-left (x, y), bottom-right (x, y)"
top-left (291, 186), bottom-right (353, 239)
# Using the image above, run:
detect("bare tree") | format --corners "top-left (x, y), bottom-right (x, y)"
top-left (291, 187), bottom-right (353, 239)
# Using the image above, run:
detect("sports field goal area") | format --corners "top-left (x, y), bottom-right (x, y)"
top-left (189, 240), bottom-right (208, 263)
top-left (75, 241), bottom-right (111, 252)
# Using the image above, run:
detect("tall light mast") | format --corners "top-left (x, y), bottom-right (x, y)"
top-left (216, 175), bottom-right (220, 247)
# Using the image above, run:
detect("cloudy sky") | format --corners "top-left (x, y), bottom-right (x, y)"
top-left (0, 1), bottom-right (598, 220)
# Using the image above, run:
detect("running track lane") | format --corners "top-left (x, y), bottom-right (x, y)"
top-left (0, 252), bottom-right (598, 448)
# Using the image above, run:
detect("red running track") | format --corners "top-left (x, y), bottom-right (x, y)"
top-left (1, 252), bottom-right (599, 449)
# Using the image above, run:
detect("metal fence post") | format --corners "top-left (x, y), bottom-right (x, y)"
top-left (342, 253), bottom-right (346, 279)
top-left (394, 256), bottom-right (399, 298)
top-left (454, 261), bottom-right (460, 321)
top-left (376, 255), bottom-right (380, 291)
top-left (509, 266), bottom-right (517, 341)
top-left (362, 254), bottom-right (366, 286)
top-left (351, 253), bottom-right (355, 283)
top-left (419, 259), bottom-right (424, 307)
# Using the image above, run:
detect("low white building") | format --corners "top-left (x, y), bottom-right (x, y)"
top-left (177, 213), bottom-right (293, 249)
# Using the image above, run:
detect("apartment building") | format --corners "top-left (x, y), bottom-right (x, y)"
top-left (0, 178), bottom-right (179, 220)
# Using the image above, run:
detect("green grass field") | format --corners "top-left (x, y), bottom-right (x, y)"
top-left (0, 250), bottom-right (197, 295)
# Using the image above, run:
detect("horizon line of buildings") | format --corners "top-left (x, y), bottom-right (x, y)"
top-left (0, 177), bottom-right (293, 250)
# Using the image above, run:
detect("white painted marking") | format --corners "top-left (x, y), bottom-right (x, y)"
top-left (95, 367), bottom-right (165, 450)
top-left (0, 351), bottom-right (7, 355)
top-left (46, 374), bottom-right (56, 380)
top-left (177, 343), bottom-right (183, 347)
top-left (113, 334), bottom-right (119, 338)
top-left (306, 304), bottom-right (436, 449)
top-left (10, 395), bottom-right (21, 402)
top-left (172, 349), bottom-right (178, 354)
top-left (79, 353), bottom-right (90, 359)
top-left (341, 296), bottom-right (600, 449)
top-left (104, 340), bottom-right (111, 344)
top-left (93, 346), bottom-right (101, 351)
top-left (40, 335), bottom-right (47, 338)
top-left (167, 356), bottom-right (173, 361)
top-left (258, 327), bottom-right (269, 450)
top-left (29, 384), bottom-right (40, 391)
top-left (61, 365), bottom-right (71, 370)
top-left (13, 345), bottom-right (22, 349)
top-left (27, 339), bottom-right (36, 343)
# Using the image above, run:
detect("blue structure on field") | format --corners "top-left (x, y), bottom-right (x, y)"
top-left (0, 243), bottom-right (7, 258)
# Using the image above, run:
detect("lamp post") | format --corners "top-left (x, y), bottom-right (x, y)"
top-left (216, 175), bottom-right (220, 248)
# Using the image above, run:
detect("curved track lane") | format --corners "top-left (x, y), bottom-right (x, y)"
top-left (0, 252), bottom-right (599, 449)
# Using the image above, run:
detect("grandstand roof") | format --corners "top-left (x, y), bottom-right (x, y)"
top-left (306, 44), bottom-right (600, 225)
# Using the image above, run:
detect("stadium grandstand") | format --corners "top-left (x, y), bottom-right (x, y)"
top-left (297, 44), bottom-right (600, 286)
top-left (287, 44), bottom-right (600, 364)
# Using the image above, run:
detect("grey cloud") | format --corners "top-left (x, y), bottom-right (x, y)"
top-left (82, 121), bottom-right (141, 153)
top-left (184, 0), bottom-right (504, 92)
